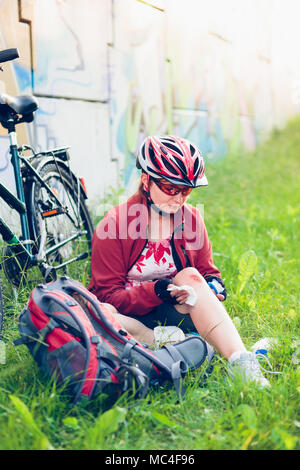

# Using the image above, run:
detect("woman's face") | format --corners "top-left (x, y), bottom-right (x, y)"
top-left (141, 174), bottom-right (192, 214)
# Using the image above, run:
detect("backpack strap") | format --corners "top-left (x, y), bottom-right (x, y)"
top-left (163, 344), bottom-right (186, 365)
top-left (60, 280), bottom-right (200, 398)
top-left (122, 338), bottom-right (138, 363)
top-left (162, 344), bottom-right (188, 398)
top-left (61, 282), bottom-right (175, 376)
top-left (103, 352), bottom-right (149, 399)
top-left (14, 317), bottom-right (59, 346)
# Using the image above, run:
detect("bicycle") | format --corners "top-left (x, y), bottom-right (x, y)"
top-left (0, 48), bottom-right (94, 358)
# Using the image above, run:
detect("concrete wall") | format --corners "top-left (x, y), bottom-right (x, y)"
top-left (1, 0), bottom-right (299, 218)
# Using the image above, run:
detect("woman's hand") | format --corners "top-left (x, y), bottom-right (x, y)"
top-left (214, 292), bottom-right (225, 301)
top-left (169, 283), bottom-right (225, 304)
top-left (205, 277), bottom-right (227, 302)
top-left (168, 284), bottom-right (190, 304)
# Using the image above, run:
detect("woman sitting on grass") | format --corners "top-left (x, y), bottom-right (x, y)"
top-left (89, 135), bottom-right (270, 387)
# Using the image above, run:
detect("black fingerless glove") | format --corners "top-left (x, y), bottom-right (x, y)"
top-left (204, 275), bottom-right (227, 301)
top-left (154, 279), bottom-right (179, 305)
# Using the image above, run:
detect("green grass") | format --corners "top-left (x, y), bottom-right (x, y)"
top-left (0, 117), bottom-right (299, 450)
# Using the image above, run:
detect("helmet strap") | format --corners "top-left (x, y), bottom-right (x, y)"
top-left (146, 193), bottom-right (179, 217)
top-left (143, 173), bottom-right (180, 217)
top-left (149, 198), bottom-right (172, 217)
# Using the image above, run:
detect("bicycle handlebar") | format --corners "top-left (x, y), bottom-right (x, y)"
top-left (0, 48), bottom-right (19, 64)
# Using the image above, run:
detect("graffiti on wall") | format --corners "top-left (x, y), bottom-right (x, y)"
top-left (0, 0), bottom-right (299, 205)
top-left (0, 0), bottom-right (114, 205)
top-left (108, 0), bottom-right (274, 191)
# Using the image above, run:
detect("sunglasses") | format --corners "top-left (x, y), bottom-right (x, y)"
top-left (152, 178), bottom-right (193, 196)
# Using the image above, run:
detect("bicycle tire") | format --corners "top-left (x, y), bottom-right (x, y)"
top-left (29, 161), bottom-right (94, 278)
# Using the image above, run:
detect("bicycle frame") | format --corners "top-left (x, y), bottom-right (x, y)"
top-left (7, 128), bottom-right (31, 247)
top-left (0, 127), bottom-right (32, 264)
top-left (0, 46), bottom-right (92, 284)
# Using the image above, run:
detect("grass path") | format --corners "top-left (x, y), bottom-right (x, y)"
top-left (0, 117), bottom-right (299, 450)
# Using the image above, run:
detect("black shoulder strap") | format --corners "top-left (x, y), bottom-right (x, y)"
top-left (163, 344), bottom-right (187, 398)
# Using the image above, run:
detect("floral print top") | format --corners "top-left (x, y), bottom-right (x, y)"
top-left (125, 236), bottom-right (177, 289)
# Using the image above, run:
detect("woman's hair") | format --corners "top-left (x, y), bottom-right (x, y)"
top-left (137, 176), bottom-right (147, 199)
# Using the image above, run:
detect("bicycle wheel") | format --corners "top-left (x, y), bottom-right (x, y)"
top-left (29, 161), bottom-right (94, 280)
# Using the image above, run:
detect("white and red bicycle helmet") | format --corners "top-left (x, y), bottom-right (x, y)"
top-left (136, 135), bottom-right (208, 187)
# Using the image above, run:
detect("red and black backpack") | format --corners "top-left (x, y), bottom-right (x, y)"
top-left (15, 276), bottom-right (208, 404)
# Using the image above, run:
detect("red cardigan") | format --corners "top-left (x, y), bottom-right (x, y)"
top-left (88, 193), bottom-right (221, 316)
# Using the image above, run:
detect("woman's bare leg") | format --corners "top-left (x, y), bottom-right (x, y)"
top-left (172, 268), bottom-right (246, 360)
top-left (100, 303), bottom-right (155, 345)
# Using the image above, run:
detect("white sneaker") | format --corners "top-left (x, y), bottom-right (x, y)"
top-left (250, 337), bottom-right (278, 354)
top-left (228, 351), bottom-right (271, 388)
top-left (153, 326), bottom-right (185, 350)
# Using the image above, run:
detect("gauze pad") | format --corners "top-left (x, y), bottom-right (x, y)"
top-left (167, 285), bottom-right (198, 306)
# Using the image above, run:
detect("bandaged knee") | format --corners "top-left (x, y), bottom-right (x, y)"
top-left (167, 285), bottom-right (198, 306)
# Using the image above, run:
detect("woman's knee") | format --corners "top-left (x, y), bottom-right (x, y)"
top-left (174, 267), bottom-right (204, 285)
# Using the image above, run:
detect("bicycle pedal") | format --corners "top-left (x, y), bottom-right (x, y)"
top-left (41, 207), bottom-right (67, 218)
